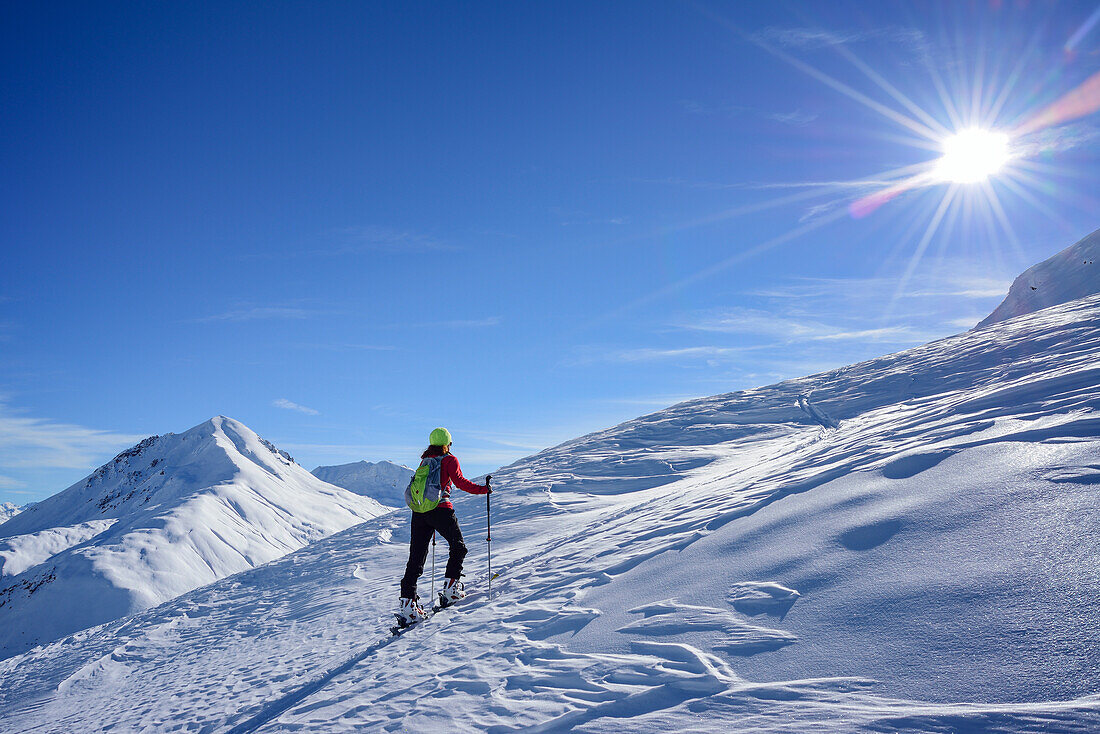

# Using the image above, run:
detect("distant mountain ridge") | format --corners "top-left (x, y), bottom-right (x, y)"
top-left (0, 503), bottom-right (26, 525)
top-left (311, 460), bottom-right (414, 508)
top-left (0, 416), bottom-right (391, 660)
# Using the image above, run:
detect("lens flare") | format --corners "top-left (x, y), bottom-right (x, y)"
top-left (933, 129), bottom-right (1011, 183)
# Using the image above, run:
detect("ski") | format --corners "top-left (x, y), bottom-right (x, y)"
top-left (389, 613), bottom-right (422, 636)
top-left (432, 593), bottom-right (463, 613)
top-left (389, 589), bottom-right (480, 635)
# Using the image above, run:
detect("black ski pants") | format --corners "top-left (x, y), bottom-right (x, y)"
top-left (400, 506), bottom-right (467, 599)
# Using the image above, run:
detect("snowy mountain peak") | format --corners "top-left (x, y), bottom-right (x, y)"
top-left (978, 227), bottom-right (1100, 327)
top-left (2, 415), bottom-right (300, 539)
top-left (0, 416), bottom-right (391, 659)
top-left (311, 460), bottom-right (414, 508)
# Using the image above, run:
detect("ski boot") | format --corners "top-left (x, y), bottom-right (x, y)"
top-left (438, 578), bottom-right (465, 608)
top-left (395, 596), bottom-right (428, 628)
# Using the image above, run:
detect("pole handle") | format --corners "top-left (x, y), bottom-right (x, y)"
top-left (485, 475), bottom-right (492, 541)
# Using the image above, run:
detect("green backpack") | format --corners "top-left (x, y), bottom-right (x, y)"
top-left (404, 456), bottom-right (445, 513)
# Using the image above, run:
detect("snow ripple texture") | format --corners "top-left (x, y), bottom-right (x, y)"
top-left (3, 295), bottom-right (1100, 732)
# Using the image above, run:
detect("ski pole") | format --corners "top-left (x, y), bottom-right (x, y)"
top-left (486, 475), bottom-right (492, 601)
top-left (431, 532), bottom-right (436, 603)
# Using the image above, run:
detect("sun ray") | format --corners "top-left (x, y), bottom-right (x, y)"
top-left (948, 9), bottom-right (973, 124)
top-left (886, 184), bottom-right (959, 320)
top-left (748, 36), bottom-right (945, 142)
top-left (981, 181), bottom-right (1028, 264)
top-left (970, 30), bottom-right (987, 124)
top-left (1065, 3), bottom-right (1100, 54)
top-left (997, 172), bottom-right (1079, 236)
top-left (830, 43), bottom-right (953, 138)
top-left (1011, 156), bottom-right (1094, 181)
top-left (921, 42), bottom-right (966, 131)
top-left (986, 27), bottom-right (1045, 123)
top-left (580, 205), bottom-right (853, 332)
top-left (876, 188), bottom-right (945, 270)
top-left (863, 130), bottom-right (945, 154)
top-left (686, 3), bottom-right (948, 143)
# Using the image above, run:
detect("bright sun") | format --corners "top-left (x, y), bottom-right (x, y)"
top-left (934, 128), bottom-right (1011, 184)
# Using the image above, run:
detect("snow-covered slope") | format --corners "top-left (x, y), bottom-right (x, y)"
top-left (2, 299), bottom-right (1100, 730)
top-left (979, 227), bottom-right (1100, 327)
top-left (311, 460), bottom-right (413, 508)
top-left (0, 503), bottom-right (26, 525)
top-left (0, 416), bottom-right (390, 660)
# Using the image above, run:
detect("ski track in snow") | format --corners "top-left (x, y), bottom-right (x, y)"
top-left (2, 296), bottom-right (1100, 731)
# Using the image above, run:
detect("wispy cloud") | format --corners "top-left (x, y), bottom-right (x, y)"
top-left (323, 226), bottom-right (459, 254)
top-left (378, 316), bottom-right (502, 329)
top-left (598, 394), bottom-right (704, 408)
top-left (1014, 122), bottom-right (1100, 156)
top-left (751, 274), bottom-right (1010, 301)
top-left (464, 428), bottom-right (577, 452)
top-left (633, 175), bottom-right (891, 193)
top-left (749, 179), bottom-right (893, 190)
top-left (757, 26), bottom-right (929, 54)
top-left (0, 398), bottom-right (146, 471)
top-left (572, 265), bottom-right (1010, 373)
top-left (280, 442), bottom-right (416, 461)
top-left (630, 175), bottom-right (741, 190)
top-left (630, 175), bottom-right (893, 223)
top-left (273, 398), bottom-right (320, 416)
top-left (947, 316), bottom-right (984, 330)
top-left (676, 99), bottom-right (819, 127)
top-left (568, 345), bottom-right (755, 365)
top-left (749, 277), bottom-right (893, 299)
top-left (441, 316), bottom-right (502, 328)
top-left (767, 110), bottom-right (819, 126)
top-left (549, 206), bottom-right (629, 227)
top-left (291, 343), bottom-right (397, 352)
top-left (674, 307), bottom-right (933, 344)
top-left (0, 474), bottom-right (26, 490)
top-left (798, 201), bottom-right (843, 223)
top-left (193, 306), bottom-right (332, 323)
top-left (240, 226), bottom-right (459, 260)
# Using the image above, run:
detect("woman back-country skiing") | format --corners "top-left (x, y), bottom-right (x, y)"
top-left (397, 427), bottom-right (490, 624)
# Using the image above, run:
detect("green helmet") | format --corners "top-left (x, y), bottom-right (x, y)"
top-left (429, 427), bottom-right (452, 447)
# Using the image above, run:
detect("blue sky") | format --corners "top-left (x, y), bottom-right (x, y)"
top-left (3, 1), bottom-right (1099, 503)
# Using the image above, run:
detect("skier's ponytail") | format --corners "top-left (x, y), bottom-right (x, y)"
top-left (421, 444), bottom-right (446, 460)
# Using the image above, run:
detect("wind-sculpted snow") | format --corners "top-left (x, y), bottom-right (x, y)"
top-left (0, 416), bottom-right (390, 660)
top-left (0, 519), bottom-right (116, 577)
top-left (2, 295), bottom-right (1100, 731)
top-left (979, 227), bottom-right (1100, 327)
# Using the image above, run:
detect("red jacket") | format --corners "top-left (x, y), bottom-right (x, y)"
top-left (423, 448), bottom-right (488, 509)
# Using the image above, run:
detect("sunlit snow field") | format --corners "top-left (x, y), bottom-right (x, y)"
top-left (2, 284), bottom-right (1099, 732)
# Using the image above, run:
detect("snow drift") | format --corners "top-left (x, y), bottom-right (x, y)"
top-left (0, 416), bottom-right (390, 660)
top-left (311, 460), bottom-right (414, 508)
